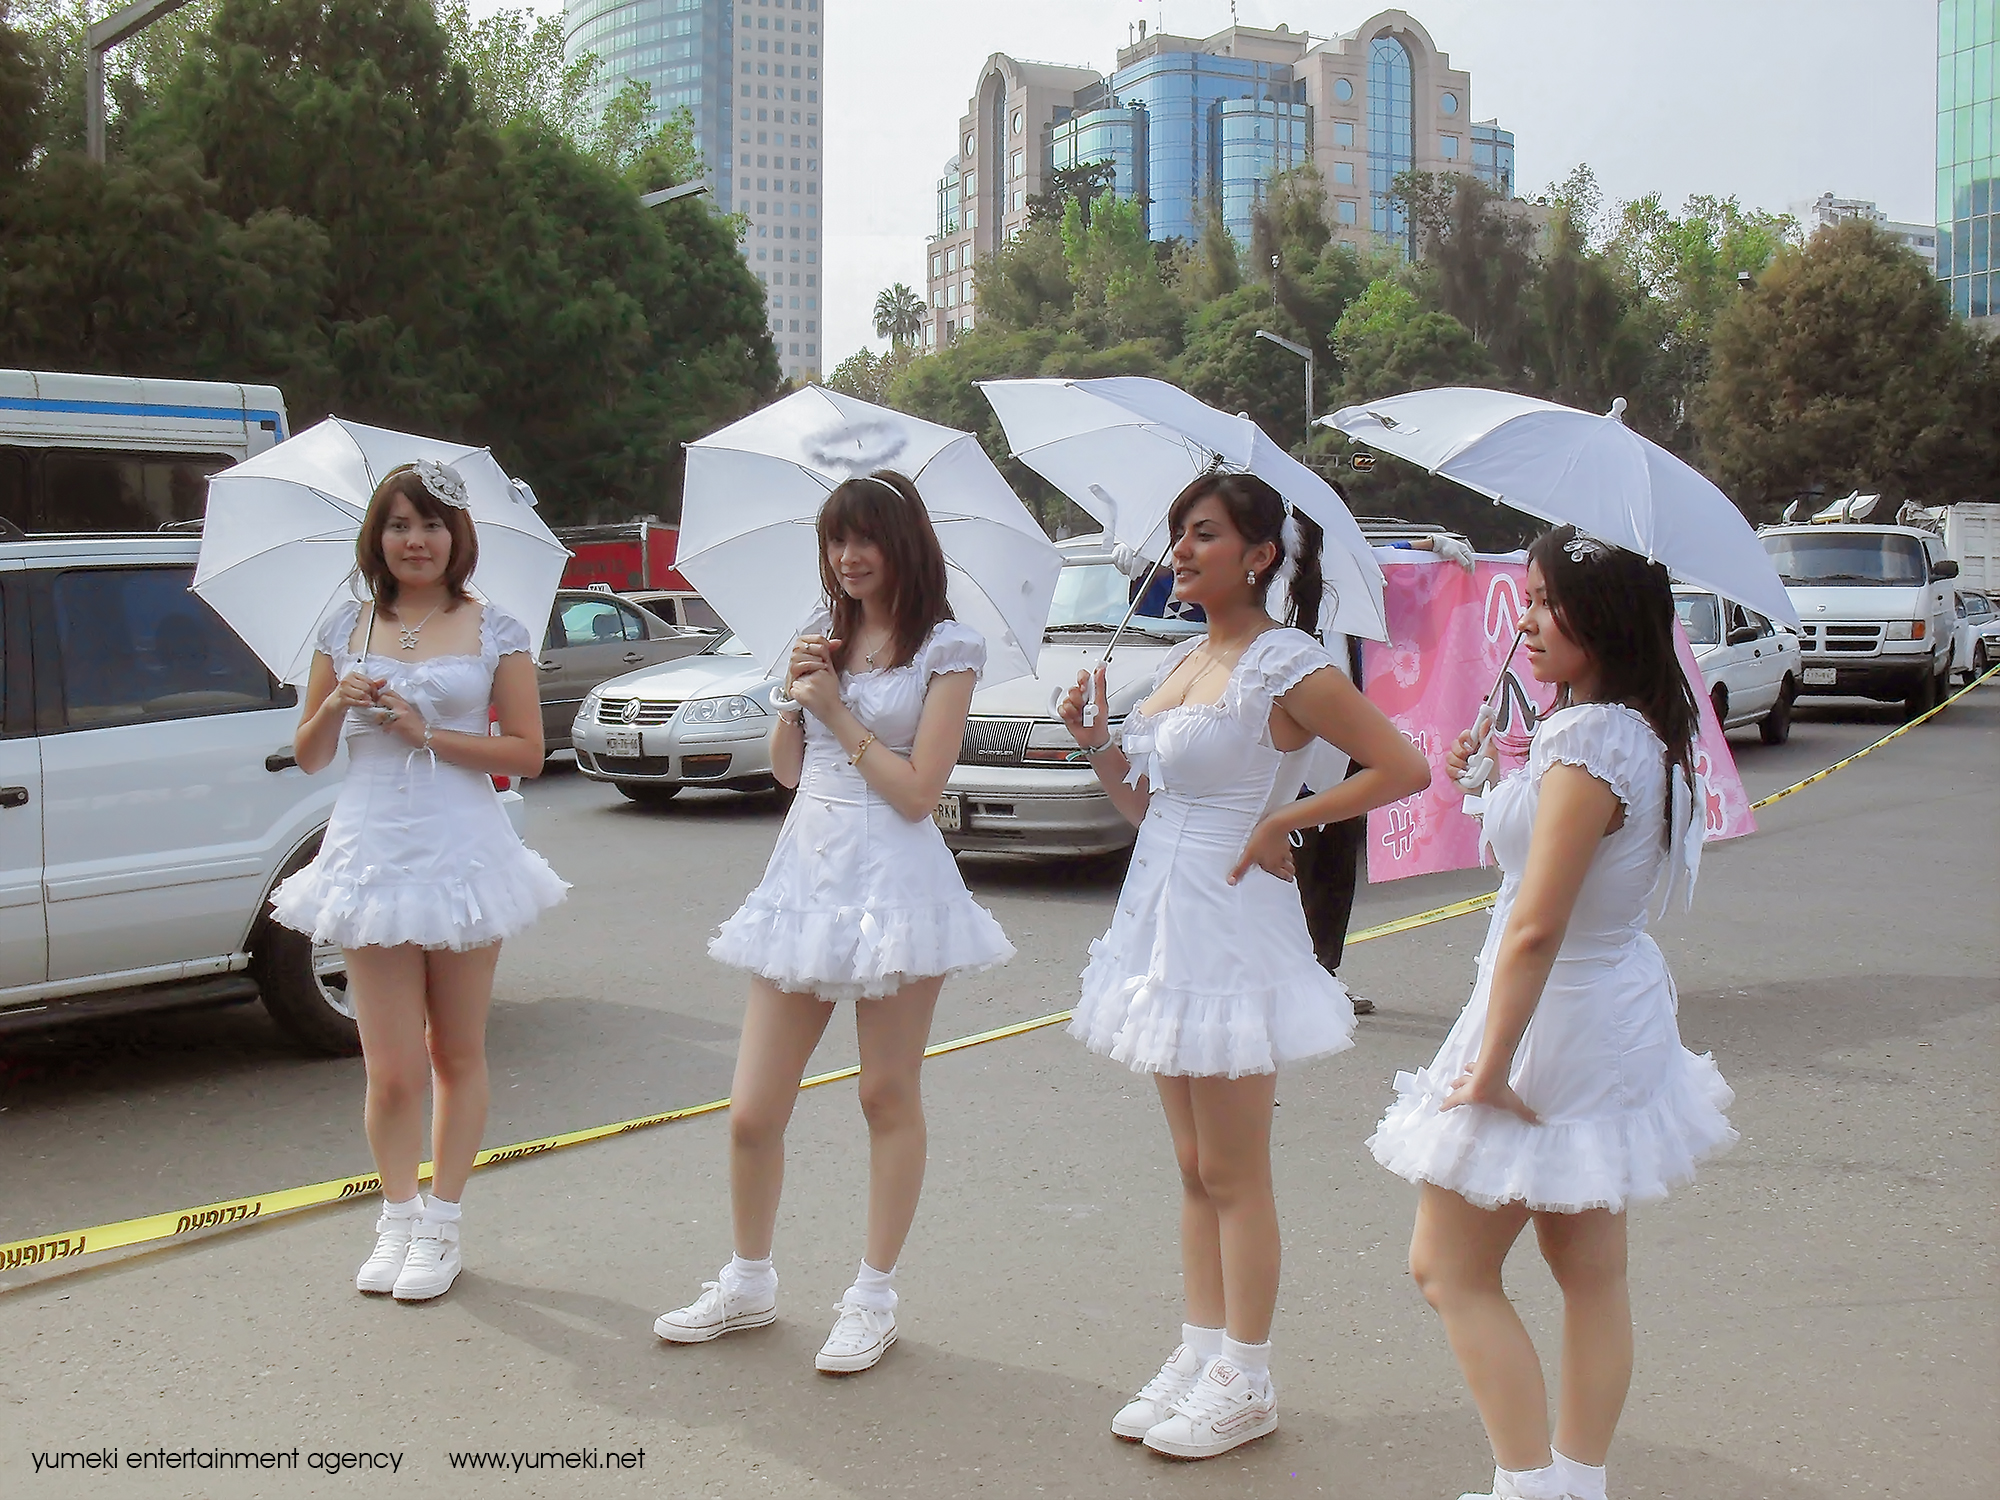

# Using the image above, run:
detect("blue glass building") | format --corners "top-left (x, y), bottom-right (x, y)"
top-left (1938, 0), bottom-right (1997, 325)
top-left (1471, 121), bottom-right (1515, 200)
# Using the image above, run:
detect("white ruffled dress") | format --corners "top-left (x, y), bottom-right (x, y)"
top-left (708, 611), bottom-right (1014, 1002)
top-left (270, 599), bottom-right (569, 951)
top-left (1070, 629), bottom-right (1358, 1078)
top-left (1368, 703), bottom-right (1737, 1213)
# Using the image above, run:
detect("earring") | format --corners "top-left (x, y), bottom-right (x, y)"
top-left (1246, 569), bottom-right (1257, 586)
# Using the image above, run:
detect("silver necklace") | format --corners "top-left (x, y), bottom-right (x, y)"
top-left (393, 604), bottom-right (442, 651)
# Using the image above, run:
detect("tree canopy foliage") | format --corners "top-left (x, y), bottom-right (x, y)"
top-left (0, 0), bottom-right (776, 522)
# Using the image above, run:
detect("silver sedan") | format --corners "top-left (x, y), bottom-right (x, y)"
top-left (570, 633), bottom-right (788, 804)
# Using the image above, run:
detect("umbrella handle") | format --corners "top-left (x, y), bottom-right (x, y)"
top-left (1452, 701), bottom-right (1497, 793)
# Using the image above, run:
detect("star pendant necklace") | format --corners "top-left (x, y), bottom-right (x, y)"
top-left (393, 603), bottom-right (443, 651)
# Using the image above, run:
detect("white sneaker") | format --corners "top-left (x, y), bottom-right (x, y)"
top-left (653, 1273), bottom-right (778, 1344)
top-left (355, 1210), bottom-right (416, 1295)
top-left (813, 1299), bottom-right (896, 1373)
top-left (1111, 1343), bottom-right (1206, 1440)
top-left (1142, 1358), bottom-right (1278, 1459)
top-left (1456, 1466), bottom-right (1576, 1500)
top-left (391, 1214), bottom-right (461, 1301)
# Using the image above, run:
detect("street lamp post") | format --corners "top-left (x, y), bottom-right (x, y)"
top-left (85, 0), bottom-right (196, 162)
top-left (1254, 328), bottom-right (1315, 453)
top-left (638, 181), bottom-right (713, 210)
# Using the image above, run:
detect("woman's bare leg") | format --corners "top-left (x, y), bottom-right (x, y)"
top-left (1536, 1208), bottom-right (1631, 1468)
top-left (852, 975), bottom-right (943, 1270)
top-left (728, 979), bottom-right (836, 1259)
top-left (345, 945), bottom-right (431, 1203)
top-left (421, 943), bottom-right (502, 1202)
top-left (1186, 1072), bottom-right (1280, 1343)
top-left (1156, 1075), bottom-right (1225, 1330)
top-left (1410, 1183), bottom-right (1549, 1472)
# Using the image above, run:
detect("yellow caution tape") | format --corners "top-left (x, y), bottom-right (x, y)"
top-left (7, 666), bottom-right (1990, 1277)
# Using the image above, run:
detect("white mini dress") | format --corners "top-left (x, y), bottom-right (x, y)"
top-left (708, 610), bottom-right (1014, 1002)
top-left (270, 598), bottom-right (569, 951)
top-left (1070, 629), bottom-right (1358, 1078)
top-left (1368, 702), bottom-right (1737, 1213)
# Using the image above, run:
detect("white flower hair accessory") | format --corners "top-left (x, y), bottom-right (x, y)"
top-left (1563, 532), bottom-right (1611, 564)
top-left (411, 458), bottom-right (471, 510)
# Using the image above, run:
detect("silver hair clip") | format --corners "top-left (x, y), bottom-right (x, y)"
top-left (411, 458), bottom-right (471, 510)
top-left (1563, 533), bottom-right (1610, 563)
top-left (862, 474), bottom-right (904, 498)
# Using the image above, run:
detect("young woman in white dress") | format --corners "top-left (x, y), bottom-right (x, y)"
top-left (273, 461), bottom-right (568, 1302)
top-left (1058, 474), bottom-right (1431, 1460)
top-left (655, 471), bottom-right (1012, 1374)
top-left (1368, 527), bottom-right (1737, 1500)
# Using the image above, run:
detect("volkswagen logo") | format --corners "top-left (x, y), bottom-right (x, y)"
top-left (620, 699), bottom-right (642, 724)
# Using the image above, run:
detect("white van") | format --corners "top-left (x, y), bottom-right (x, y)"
top-left (1, 368), bottom-right (288, 532)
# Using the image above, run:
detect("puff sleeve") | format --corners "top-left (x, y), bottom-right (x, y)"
top-left (481, 606), bottom-right (535, 663)
top-left (1223, 628), bottom-right (1338, 728)
top-left (316, 598), bottom-right (364, 666)
top-left (1529, 703), bottom-right (1659, 820)
top-left (918, 620), bottom-right (987, 682)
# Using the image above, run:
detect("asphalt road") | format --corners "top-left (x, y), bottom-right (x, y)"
top-left (1, 691), bottom-right (1993, 1499)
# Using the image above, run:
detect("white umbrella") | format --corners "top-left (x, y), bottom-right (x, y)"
top-left (978, 375), bottom-right (1388, 641)
top-left (678, 386), bottom-right (1062, 689)
top-left (193, 417), bottom-right (568, 683)
top-left (1323, 387), bottom-right (1798, 628)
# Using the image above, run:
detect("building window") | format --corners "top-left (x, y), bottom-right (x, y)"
top-left (931, 254), bottom-right (941, 277)
top-left (1334, 161), bottom-right (1354, 185)
top-left (1011, 150), bottom-right (1024, 177)
top-left (1337, 199), bottom-right (1358, 224)
top-left (1440, 91), bottom-right (1459, 115)
top-left (946, 247), bottom-right (957, 271)
top-left (1440, 134), bottom-right (1459, 159)
top-left (964, 133), bottom-right (974, 157)
top-left (1333, 77), bottom-right (1353, 103)
top-left (1334, 120), bottom-right (1355, 147)
top-left (1012, 110), bottom-right (1023, 135)
top-left (1367, 35), bottom-right (1414, 246)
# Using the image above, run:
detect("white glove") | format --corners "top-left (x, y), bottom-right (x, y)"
top-left (1110, 542), bottom-right (1153, 580)
top-left (1432, 534), bottom-right (1476, 572)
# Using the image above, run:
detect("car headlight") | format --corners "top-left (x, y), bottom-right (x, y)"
top-left (684, 694), bottom-right (768, 724)
top-left (1884, 620), bottom-right (1926, 640)
top-left (1023, 718), bottom-right (1121, 763)
top-left (577, 693), bottom-right (601, 723)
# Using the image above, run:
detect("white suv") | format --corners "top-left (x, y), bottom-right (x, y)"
top-left (0, 532), bottom-right (519, 1053)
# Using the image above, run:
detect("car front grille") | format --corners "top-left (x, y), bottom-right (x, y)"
top-left (958, 717), bottom-right (1032, 767)
top-left (1796, 623), bottom-right (1883, 655)
top-left (598, 698), bottom-right (680, 725)
top-left (594, 754), bottom-right (674, 776)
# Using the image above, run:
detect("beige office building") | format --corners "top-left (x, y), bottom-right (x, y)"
top-left (921, 9), bottom-right (1506, 349)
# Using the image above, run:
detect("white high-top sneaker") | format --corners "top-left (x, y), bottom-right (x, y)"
top-left (391, 1210), bottom-right (461, 1301)
top-left (354, 1205), bottom-right (418, 1295)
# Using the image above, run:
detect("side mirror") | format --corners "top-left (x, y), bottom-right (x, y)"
top-left (1933, 558), bottom-right (1960, 580)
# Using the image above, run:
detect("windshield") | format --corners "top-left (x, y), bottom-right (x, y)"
top-left (704, 632), bottom-right (754, 657)
top-left (1968, 594), bottom-right (1994, 622)
top-left (1762, 532), bottom-right (1926, 586)
top-left (1045, 561), bottom-right (1205, 640)
top-left (1674, 593), bottom-right (1721, 646)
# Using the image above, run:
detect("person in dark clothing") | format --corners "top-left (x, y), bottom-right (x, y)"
top-left (1293, 637), bottom-right (1373, 1012)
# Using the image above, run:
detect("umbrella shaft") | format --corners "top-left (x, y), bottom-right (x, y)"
top-left (1098, 539), bottom-right (1177, 666)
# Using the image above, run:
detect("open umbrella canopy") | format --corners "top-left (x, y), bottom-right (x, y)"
top-left (193, 418), bottom-right (568, 683)
top-left (1324, 387), bottom-right (1798, 628)
top-left (980, 376), bottom-right (1387, 641)
top-left (678, 386), bottom-right (1062, 688)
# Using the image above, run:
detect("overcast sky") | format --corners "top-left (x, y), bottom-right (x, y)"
top-left (481, 0), bottom-right (1933, 372)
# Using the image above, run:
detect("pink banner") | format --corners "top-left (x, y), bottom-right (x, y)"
top-left (1360, 558), bottom-right (1754, 883)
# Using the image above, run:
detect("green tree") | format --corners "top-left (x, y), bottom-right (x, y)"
top-left (1696, 217), bottom-right (1998, 518)
top-left (1178, 287), bottom-right (1318, 447)
top-left (10, 0), bottom-right (218, 155)
top-left (1027, 158), bottom-right (1116, 227)
top-left (871, 282), bottom-right (924, 348)
top-left (1393, 169), bottom-right (1538, 381)
top-left (1529, 207), bottom-right (1656, 420)
top-left (1332, 278), bottom-right (1497, 404)
top-left (973, 218), bottom-right (1076, 332)
top-left (826, 344), bottom-right (914, 404)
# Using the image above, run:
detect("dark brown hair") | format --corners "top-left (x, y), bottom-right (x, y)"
top-left (355, 466), bottom-right (478, 614)
top-left (1527, 525), bottom-right (1698, 833)
top-left (1165, 473), bottom-right (1327, 635)
top-left (817, 470), bottom-right (951, 671)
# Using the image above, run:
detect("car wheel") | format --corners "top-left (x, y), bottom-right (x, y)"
top-left (1758, 676), bottom-right (1795, 745)
top-left (1710, 684), bottom-right (1728, 728)
top-left (1904, 666), bottom-right (1938, 721)
top-left (251, 843), bottom-right (360, 1056)
top-left (1976, 644), bottom-right (1991, 681)
top-left (616, 781), bottom-right (682, 805)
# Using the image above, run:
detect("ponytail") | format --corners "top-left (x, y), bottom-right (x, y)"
top-left (1285, 511), bottom-right (1327, 637)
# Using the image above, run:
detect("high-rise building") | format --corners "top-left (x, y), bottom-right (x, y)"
top-left (1937, 0), bottom-right (1996, 329)
top-left (1807, 193), bottom-right (1939, 274)
top-left (923, 10), bottom-right (1506, 349)
top-left (563, 0), bottom-right (827, 381)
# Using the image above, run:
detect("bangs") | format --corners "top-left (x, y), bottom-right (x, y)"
top-left (817, 481), bottom-right (894, 544)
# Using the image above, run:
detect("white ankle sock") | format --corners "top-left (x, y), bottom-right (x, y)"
top-left (1181, 1322), bottom-right (1224, 1361)
top-left (845, 1260), bottom-right (897, 1313)
top-left (1553, 1451), bottom-right (1607, 1500)
top-left (381, 1195), bottom-right (421, 1218)
top-left (725, 1254), bottom-right (776, 1292)
top-left (422, 1195), bottom-right (461, 1222)
top-left (1494, 1463), bottom-right (1566, 1500)
top-left (1221, 1335), bottom-right (1272, 1387)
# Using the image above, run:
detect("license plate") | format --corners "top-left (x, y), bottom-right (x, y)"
top-left (1802, 667), bottom-right (1837, 686)
top-left (606, 730), bottom-right (642, 756)
top-left (932, 792), bottom-right (963, 832)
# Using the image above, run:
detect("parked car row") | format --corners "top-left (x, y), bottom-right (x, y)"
top-left (1951, 589), bottom-right (1998, 684)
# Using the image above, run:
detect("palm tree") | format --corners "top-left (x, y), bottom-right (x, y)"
top-left (872, 283), bottom-right (926, 349)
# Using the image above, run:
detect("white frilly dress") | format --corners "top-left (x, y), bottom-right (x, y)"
top-left (708, 610), bottom-right (1014, 1002)
top-left (1368, 702), bottom-right (1737, 1213)
top-left (1069, 629), bottom-right (1358, 1078)
top-left (269, 599), bottom-right (570, 951)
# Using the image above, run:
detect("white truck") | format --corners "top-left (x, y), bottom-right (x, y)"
top-left (1759, 512), bottom-right (1959, 721)
top-left (1938, 501), bottom-right (2000, 596)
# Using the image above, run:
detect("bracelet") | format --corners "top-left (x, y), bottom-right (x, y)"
top-left (848, 732), bottom-right (876, 767)
top-left (421, 723), bottom-right (434, 752)
top-left (1080, 739), bottom-right (1120, 760)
